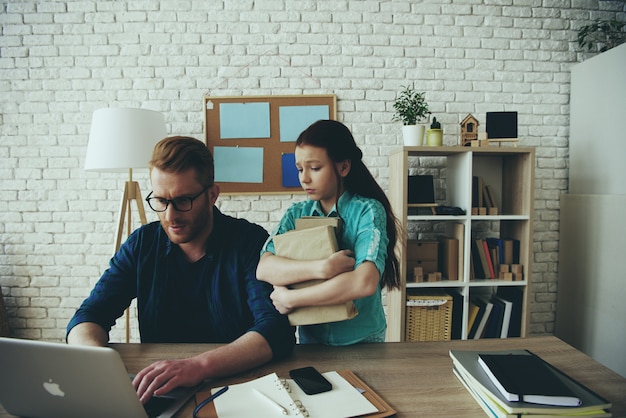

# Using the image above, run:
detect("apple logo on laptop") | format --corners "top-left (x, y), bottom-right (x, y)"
top-left (43, 379), bottom-right (65, 397)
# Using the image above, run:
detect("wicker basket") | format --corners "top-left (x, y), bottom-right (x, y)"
top-left (405, 293), bottom-right (453, 341)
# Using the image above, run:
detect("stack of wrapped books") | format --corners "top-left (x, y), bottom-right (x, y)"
top-left (273, 217), bottom-right (357, 326)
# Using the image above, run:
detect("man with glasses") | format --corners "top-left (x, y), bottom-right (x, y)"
top-left (67, 136), bottom-right (294, 403)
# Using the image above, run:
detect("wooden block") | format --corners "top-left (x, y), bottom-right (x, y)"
top-left (408, 260), bottom-right (437, 276)
top-left (413, 267), bottom-right (423, 281)
top-left (427, 272), bottom-right (442, 282)
top-left (499, 271), bottom-right (513, 281)
top-left (511, 264), bottom-right (523, 273)
top-left (471, 207), bottom-right (479, 215)
top-left (478, 207), bottom-right (487, 215)
top-left (479, 139), bottom-right (490, 147)
top-left (512, 272), bottom-right (523, 281)
top-left (499, 264), bottom-right (510, 273)
top-left (488, 207), bottom-right (499, 215)
top-left (470, 140), bottom-right (480, 147)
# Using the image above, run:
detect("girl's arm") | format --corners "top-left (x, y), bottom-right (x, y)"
top-left (269, 261), bottom-right (380, 313)
top-left (256, 250), bottom-right (356, 286)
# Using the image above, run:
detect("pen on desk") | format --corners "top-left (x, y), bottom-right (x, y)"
top-left (253, 388), bottom-right (289, 415)
top-left (192, 385), bottom-right (229, 418)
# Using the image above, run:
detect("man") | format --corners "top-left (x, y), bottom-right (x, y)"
top-left (67, 136), bottom-right (294, 403)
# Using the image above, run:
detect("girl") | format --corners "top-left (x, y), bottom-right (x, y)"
top-left (257, 119), bottom-right (401, 345)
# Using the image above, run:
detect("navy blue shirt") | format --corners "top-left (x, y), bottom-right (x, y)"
top-left (67, 208), bottom-right (294, 360)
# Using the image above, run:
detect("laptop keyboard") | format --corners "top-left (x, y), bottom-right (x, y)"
top-left (143, 396), bottom-right (176, 418)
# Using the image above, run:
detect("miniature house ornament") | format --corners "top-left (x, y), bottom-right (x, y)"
top-left (460, 113), bottom-right (479, 146)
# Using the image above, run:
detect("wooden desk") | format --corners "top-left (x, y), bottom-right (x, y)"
top-left (1, 336), bottom-right (624, 417)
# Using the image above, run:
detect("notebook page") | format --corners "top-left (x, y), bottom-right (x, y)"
top-left (213, 373), bottom-right (298, 417)
top-left (286, 371), bottom-right (379, 418)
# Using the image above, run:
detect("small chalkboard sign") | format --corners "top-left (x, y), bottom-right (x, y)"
top-left (486, 111), bottom-right (518, 141)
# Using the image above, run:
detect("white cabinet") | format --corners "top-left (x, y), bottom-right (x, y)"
top-left (386, 146), bottom-right (535, 342)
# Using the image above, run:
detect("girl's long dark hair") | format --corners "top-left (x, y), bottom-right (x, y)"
top-left (296, 120), bottom-right (401, 290)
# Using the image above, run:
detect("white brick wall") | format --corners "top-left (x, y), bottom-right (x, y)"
top-left (1, 0), bottom-right (624, 342)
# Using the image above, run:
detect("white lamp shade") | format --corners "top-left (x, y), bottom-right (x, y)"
top-left (85, 108), bottom-right (167, 172)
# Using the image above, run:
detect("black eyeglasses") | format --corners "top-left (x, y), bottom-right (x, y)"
top-left (145, 186), bottom-right (211, 212)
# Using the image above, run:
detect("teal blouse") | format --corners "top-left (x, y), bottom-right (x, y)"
top-left (261, 192), bottom-right (389, 345)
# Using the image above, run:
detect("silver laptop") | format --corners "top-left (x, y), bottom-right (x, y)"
top-left (0, 337), bottom-right (200, 418)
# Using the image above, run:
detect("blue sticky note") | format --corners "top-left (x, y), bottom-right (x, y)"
top-left (281, 153), bottom-right (300, 188)
top-left (214, 146), bottom-right (264, 183)
top-left (279, 105), bottom-right (330, 142)
top-left (219, 102), bottom-right (271, 139)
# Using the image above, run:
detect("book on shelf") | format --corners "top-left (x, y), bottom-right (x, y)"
top-left (467, 301), bottom-right (480, 339)
top-left (449, 349), bottom-right (612, 417)
top-left (194, 369), bottom-right (396, 418)
top-left (482, 240), bottom-right (496, 279)
top-left (486, 238), bottom-right (504, 264)
top-left (483, 183), bottom-right (494, 208)
top-left (471, 240), bottom-right (487, 279)
top-left (472, 176), bottom-right (485, 209)
top-left (491, 295), bottom-right (513, 338)
top-left (485, 238), bottom-right (502, 277)
top-left (273, 222), bottom-right (357, 326)
top-left (485, 184), bottom-right (498, 211)
top-left (496, 287), bottom-right (523, 338)
top-left (470, 293), bottom-right (514, 339)
top-left (446, 289), bottom-right (464, 340)
top-left (482, 295), bottom-right (504, 339)
top-left (469, 295), bottom-right (493, 339)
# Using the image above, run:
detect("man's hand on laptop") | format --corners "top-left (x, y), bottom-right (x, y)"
top-left (132, 357), bottom-right (205, 404)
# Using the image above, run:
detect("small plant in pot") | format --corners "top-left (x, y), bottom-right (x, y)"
top-left (426, 116), bottom-right (443, 146)
top-left (392, 85), bottom-right (430, 146)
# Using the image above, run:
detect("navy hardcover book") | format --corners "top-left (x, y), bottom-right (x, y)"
top-left (478, 352), bottom-right (582, 406)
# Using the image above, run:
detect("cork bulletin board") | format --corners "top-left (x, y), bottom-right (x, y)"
top-left (204, 94), bottom-right (337, 195)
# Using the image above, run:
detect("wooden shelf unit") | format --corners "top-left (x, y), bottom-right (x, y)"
top-left (386, 146), bottom-right (535, 342)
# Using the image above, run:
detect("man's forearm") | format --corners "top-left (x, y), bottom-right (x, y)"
top-left (133, 331), bottom-right (276, 401)
top-left (194, 331), bottom-right (274, 379)
top-left (66, 322), bottom-right (109, 346)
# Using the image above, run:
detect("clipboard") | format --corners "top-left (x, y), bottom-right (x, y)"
top-left (194, 369), bottom-right (396, 418)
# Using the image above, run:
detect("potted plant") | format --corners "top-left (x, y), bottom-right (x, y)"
top-left (392, 85), bottom-right (430, 146)
top-left (426, 116), bottom-right (443, 146)
top-left (577, 19), bottom-right (625, 53)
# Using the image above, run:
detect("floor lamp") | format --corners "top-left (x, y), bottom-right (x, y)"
top-left (85, 108), bottom-right (167, 342)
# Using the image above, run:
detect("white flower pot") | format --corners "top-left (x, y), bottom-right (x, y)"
top-left (402, 125), bottom-right (425, 146)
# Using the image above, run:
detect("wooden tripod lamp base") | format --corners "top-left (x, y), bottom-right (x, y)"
top-left (114, 174), bottom-right (148, 343)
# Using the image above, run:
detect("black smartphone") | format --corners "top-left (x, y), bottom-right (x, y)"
top-left (289, 366), bottom-right (332, 395)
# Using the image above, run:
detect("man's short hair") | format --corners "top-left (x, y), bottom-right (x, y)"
top-left (149, 136), bottom-right (214, 188)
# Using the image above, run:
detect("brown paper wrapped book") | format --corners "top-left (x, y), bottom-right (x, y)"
top-left (272, 222), bottom-right (358, 326)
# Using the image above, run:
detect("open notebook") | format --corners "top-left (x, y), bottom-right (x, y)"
top-left (195, 369), bottom-right (395, 418)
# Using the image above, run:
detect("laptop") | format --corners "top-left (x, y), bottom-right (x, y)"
top-left (0, 337), bottom-right (201, 418)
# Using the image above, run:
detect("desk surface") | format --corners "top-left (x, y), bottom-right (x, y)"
top-left (2, 336), bottom-right (625, 417)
